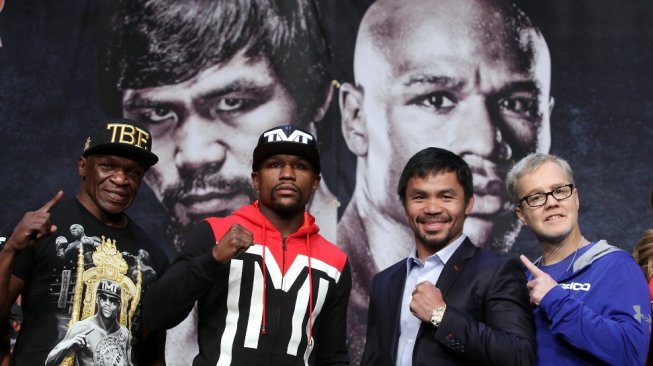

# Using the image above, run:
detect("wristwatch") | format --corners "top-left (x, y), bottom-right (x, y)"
top-left (430, 305), bottom-right (447, 327)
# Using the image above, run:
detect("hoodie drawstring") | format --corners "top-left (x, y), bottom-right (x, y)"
top-left (256, 202), bottom-right (268, 336)
top-left (306, 234), bottom-right (314, 347)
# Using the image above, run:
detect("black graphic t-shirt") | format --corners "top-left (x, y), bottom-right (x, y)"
top-left (1, 199), bottom-right (168, 365)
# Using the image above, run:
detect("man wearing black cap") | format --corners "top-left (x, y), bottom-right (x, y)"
top-left (0, 119), bottom-right (169, 365)
top-left (143, 125), bottom-right (351, 365)
top-left (45, 279), bottom-right (130, 366)
top-left (102, 3), bottom-right (340, 361)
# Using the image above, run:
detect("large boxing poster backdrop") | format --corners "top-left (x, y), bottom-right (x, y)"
top-left (1, 0), bottom-right (652, 364)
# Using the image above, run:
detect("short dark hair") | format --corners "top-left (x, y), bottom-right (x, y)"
top-left (397, 147), bottom-right (474, 205)
top-left (100, 0), bottom-right (332, 123)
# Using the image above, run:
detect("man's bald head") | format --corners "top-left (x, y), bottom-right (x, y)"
top-left (340, 0), bottom-right (553, 253)
top-left (354, 0), bottom-right (551, 93)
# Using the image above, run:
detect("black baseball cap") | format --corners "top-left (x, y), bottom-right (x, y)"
top-left (83, 118), bottom-right (159, 167)
top-left (252, 125), bottom-right (321, 173)
top-left (96, 279), bottom-right (122, 300)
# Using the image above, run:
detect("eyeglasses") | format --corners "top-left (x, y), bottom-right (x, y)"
top-left (519, 183), bottom-right (574, 208)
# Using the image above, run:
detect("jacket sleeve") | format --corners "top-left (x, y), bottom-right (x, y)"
top-left (142, 221), bottom-right (221, 331)
top-left (539, 253), bottom-right (651, 365)
top-left (360, 273), bottom-right (381, 366)
top-left (432, 256), bottom-right (536, 365)
top-left (315, 259), bottom-right (352, 366)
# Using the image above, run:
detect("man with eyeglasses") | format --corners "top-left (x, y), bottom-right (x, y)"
top-left (506, 153), bottom-right (651, 365)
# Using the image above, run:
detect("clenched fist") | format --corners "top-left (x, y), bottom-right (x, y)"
top-left (212, 224), bottom-right (254, 263)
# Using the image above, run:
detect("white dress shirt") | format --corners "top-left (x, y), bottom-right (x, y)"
top-left (396, 234), bottom-right (466, 366)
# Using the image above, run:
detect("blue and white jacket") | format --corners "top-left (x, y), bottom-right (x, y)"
top-left (528, 240), bottom-right (651, 366)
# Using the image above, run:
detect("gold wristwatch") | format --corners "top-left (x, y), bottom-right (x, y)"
top-left (430, 305), bottom-right (447, 327)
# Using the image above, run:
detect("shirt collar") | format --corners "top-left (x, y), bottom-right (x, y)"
top-left (406, 234), bottom-right (467, 269)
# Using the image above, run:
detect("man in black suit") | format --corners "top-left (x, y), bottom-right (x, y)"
top-left (361, 147), bottom-right (535, 365)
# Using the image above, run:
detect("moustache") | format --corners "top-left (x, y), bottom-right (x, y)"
top-left (417, 214), bottom-right (451, 224)
top-left (161, 169), bottom-right (254, 207)
top-left (273, 183), bottom-right (298, 192)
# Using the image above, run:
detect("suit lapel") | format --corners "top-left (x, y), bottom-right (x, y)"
top-left (416, 239), bottom-right (477, 341)
top-left (436, 238), bottom-right (476, 297)
top-left (386, 263), bottom-right (407, 361)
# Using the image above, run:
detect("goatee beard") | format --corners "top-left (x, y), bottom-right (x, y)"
top-left (162, 179), bottom-right (257, 253)
top-left (270, 189), bottom-right (305, 220)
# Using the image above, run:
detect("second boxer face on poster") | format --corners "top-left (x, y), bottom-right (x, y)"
top-left (343, 1), bottom-right (553, 250)
top-left (122, 52), bottom-right (299, 227)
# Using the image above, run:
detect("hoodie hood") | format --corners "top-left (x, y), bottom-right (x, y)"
top-left (571, 239), bottom-right (621, 272)
top-left (232, 202), bottom-right (320, 238)
top-left (532, 239), bottom-right (623, 276)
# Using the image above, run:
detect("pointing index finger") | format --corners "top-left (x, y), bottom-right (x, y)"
top-left (37, 191), bottom-right (63, 213)
top-left (520, 254), bottom-right (544, 278)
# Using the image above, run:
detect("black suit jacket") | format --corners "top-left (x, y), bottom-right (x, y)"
top-left (360, 239), bottom-right (535, 366)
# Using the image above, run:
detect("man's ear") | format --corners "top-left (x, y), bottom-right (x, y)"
top-left (78, 156), bottom-right (87, 178)
top-left (465, 195), bottom-right (475, 216)
top-left (312, 174), bottom-right (321, 194)
top-left (251, 171), bottom-right (259, 192)
top-left (339, 82), bottom-right (368, 157)
top-left (515, 205), bottom-right (526, 225)
top-left (311, 83), bottom-right (335, 123)
top-left (548, 96), bottom-right (555, 115)
top-left (573, 186), bottom-right (580, 209)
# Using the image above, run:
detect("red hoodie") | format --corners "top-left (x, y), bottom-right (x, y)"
top-left (143, 202), bottom-right (351, 366)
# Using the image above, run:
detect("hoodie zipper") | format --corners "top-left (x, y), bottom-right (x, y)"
top-left (281, 238), bottom-right (287, 288)
top-left (269, 237), bottom-right (288, 365)
top-left (278, 237), bottom-right (287, 327)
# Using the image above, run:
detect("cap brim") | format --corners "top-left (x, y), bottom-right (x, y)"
top-left (253, 142), bottom-right (320, 173)
top-left (84, 143), bottom-right (159, 167)
top-left (96, 291), bottom-right (121, 299)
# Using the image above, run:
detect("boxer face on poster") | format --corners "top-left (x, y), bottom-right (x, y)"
top-left (121, 53), bottom-right (299, 241)
top-left (102, 0), bottom-right (334, 251)
top-left (340, 0), bottom-right (553, 266)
